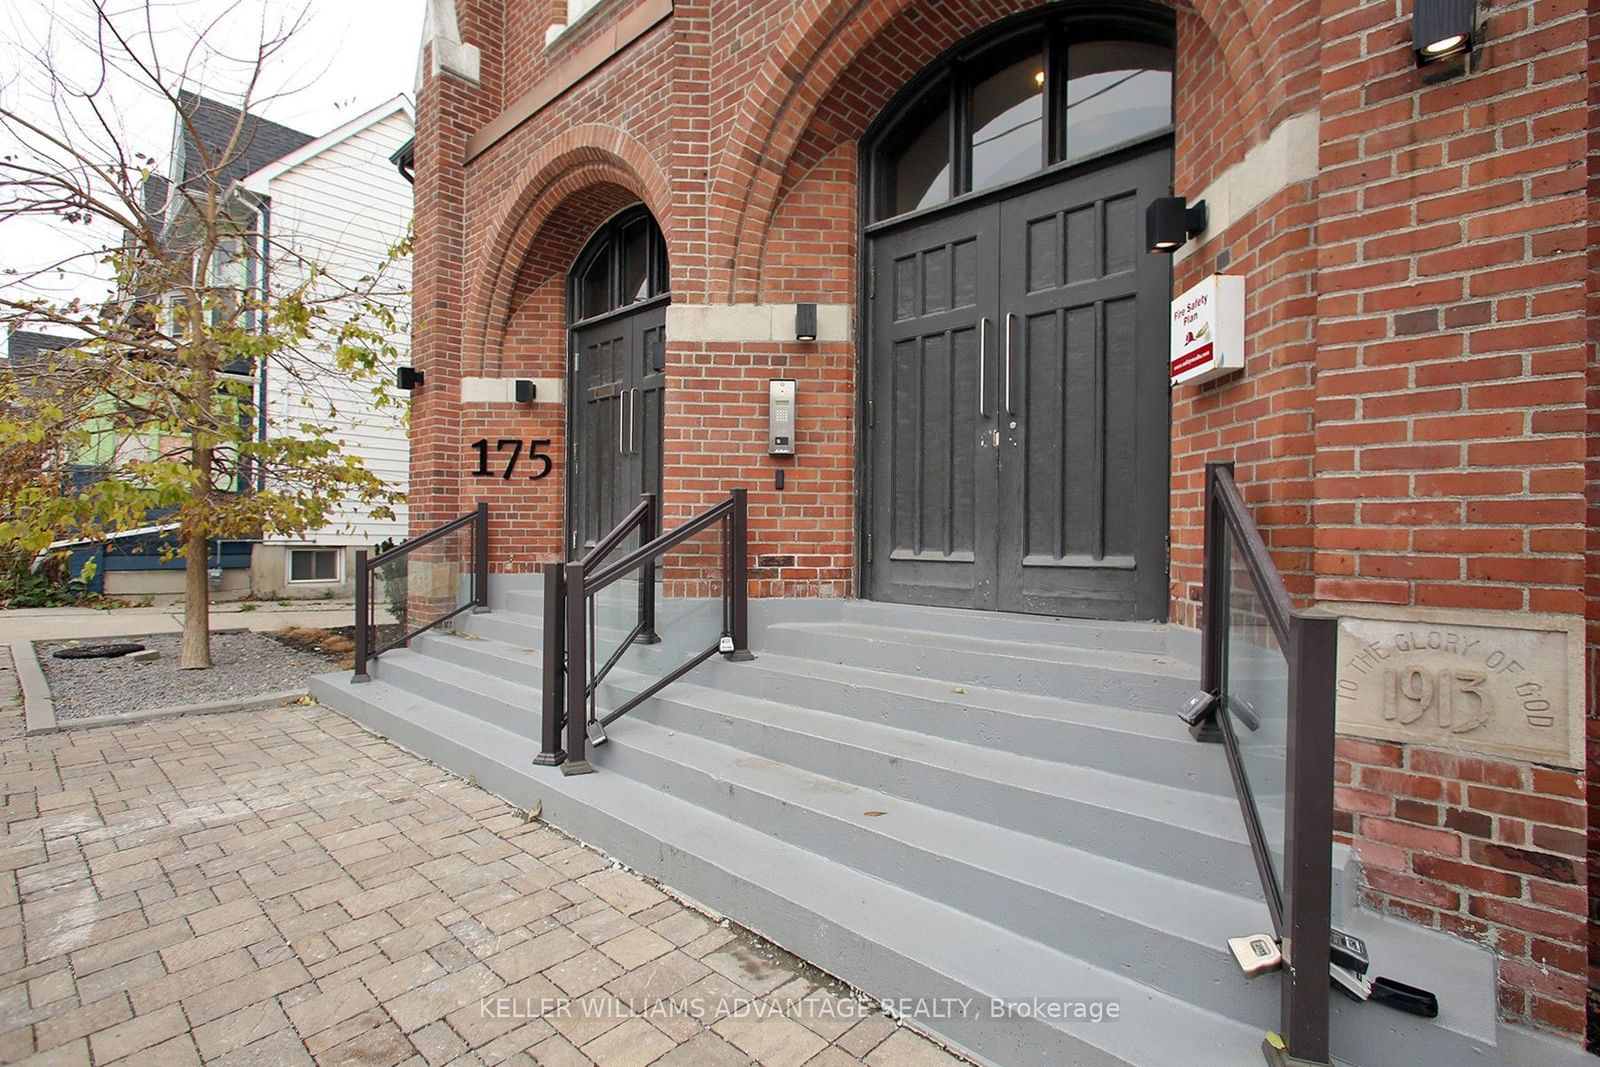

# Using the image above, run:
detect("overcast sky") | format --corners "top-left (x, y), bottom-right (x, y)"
top-left (0, 0), bottom-right (427, 329)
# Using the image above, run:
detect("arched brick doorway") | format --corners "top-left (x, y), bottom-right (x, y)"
top-left (566, 206), bottom-right (670, 555)
top-left (860, 4), bottom-right (1175, 619)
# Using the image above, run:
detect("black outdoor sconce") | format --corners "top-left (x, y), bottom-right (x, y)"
top-left (1414, 0), bottom-right (1475, 64)
top-left (396, 366), bottom-right (424, 390)
top-left (514, 379), bottom-right (536, 404)
top-left (795, 302), bottom-right (818, 342)
top-left (1146, 196), bottom-right (1207, 254)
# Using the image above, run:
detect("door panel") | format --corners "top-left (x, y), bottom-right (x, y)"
top-left (995, 149), bottom-right (1171, 618)
top-left (572, 302), bottom-right (666, 555)
top-left (866, 144), bottom-right (1171, 620)
top-left (868, 206), bottom-right (1000, 610)
top-left (634, 308), bottom-right (666, 500)
top-left (574, 319), bottom-right (628, 552)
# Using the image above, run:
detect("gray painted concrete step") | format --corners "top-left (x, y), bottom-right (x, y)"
top-left (763, 597), bottom-right (1180, 657)
top-left (690, 652), bottom-right (1228, 790)
top-left (415, 628), bottom-right (1230, 794)
top-left (311, 669), bottom-right (1510, 1067)
top-left (628, 682), bottom-right (1262, 897)
top-left (448, 606), bottom-right (1194, 727)
top-left (590, 712), bottom-right (1279, 1025)
top-left (760, 621), bottom-right (1195, 711)
top-left (453, 602), bottom-right (715, 654)
top-left (316, 590), bottom-right (1523, 1067)
top-left (308, 672), bottom-right (1266, 1067)
top-left (398, 631), bottom-right (1257, 895)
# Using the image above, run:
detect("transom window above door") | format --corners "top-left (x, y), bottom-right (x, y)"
top-left (874, 19), bottom-right (1174, 221)
top-left (571, 207), bottom-right (669, 323)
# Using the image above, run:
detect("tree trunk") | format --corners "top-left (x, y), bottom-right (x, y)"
top-left (180, 524), bottom-right (212, 669)
top-left (180, 307), bottom-right (216, 671)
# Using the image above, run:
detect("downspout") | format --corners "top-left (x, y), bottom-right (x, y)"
top-left (389, 138), bottom-right (415, 184)
top-left (254, 197), bottom-right (271, 491)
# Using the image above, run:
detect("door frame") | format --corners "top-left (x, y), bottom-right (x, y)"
top-left (854, 4), bottom-right (1178, 614)
top-left (564, 205), bottom-right (671, 559)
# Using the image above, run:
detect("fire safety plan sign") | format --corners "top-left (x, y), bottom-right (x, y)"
top-left (1169, 274), bottom-right (1245, 385)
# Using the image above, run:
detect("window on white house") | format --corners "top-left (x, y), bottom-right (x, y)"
top-left (289, 548), bottom-right (340, 583)
top-left (208, 237), bottom-right (254, 329)
top-left (167, 293), bottom-right (190, 337)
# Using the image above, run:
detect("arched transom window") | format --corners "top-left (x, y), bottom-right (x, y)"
top-left (873, 16), bottom-right (1174, 221)
top-left (570, 206), bottom-right (670, 323)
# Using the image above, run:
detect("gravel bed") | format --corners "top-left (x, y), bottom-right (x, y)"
top-left (38, 631), bottom-right (336, 720)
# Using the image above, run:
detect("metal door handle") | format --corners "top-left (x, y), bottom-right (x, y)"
top-left (978, 317), bottom-right (989, 417)
top-left (1004, 312), bottom-right (1015, 415)
top-left (617, 389), bottom-right (625, 454)
top-left (627, 389), bottom-right (637, 455)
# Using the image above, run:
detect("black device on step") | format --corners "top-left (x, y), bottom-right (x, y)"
top-left (1370, 977), bottom-right (1439, 1017)
top-left (1179, 690), bottom-right (1218, 727)
top-left (1330, 929), bottom-right (1368, 975)
top-left (1328, 928), bottom-right (1439, 1019)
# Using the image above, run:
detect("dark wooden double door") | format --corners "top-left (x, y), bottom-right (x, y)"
top-left (570, 299), bottom-right (666, 554)
top-left (866, 147), bottom-right (1171, 619)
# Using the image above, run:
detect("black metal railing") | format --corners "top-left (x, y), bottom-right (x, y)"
top-left (539, 489), bottom-right (751, 775)
top-left (352, 502), bottom-right (489, 681)
top-left (1193, 461), bottom-right (1337, 1066)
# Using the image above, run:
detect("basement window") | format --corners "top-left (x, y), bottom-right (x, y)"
top-left (288, 548), bottom-right (340, 584)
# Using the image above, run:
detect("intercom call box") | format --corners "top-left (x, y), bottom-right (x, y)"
top-left (768, 379), bottom-right (796, 456)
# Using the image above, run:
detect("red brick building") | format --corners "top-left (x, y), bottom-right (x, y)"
top-left (388, 0), bottom-right (1598, 1058)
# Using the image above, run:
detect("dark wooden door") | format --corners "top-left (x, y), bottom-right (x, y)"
top-left (866, 205), bottom-right (1002, 610)
top-left (994, 147), bottom-right (1172, 618)
top-left (571, 299), bottom-right (667, 555)
top-left (865, 147), bottom-right (1170, 619)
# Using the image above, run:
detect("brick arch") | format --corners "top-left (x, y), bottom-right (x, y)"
top-left (471, 124), bottom-right (673, 370)
top-left (709, 0), bottom-right (1274, 302)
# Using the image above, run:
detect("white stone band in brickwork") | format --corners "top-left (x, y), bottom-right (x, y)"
top-left (1174, 110), bottom-right (1319, 264)
top-left (665, 304), bottom-right (853, 344)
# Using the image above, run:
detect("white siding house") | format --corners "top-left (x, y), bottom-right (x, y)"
top-left (236, 98), bottom-right (414, 596)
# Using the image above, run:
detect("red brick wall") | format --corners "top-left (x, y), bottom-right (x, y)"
top-left (664, 340), bottom-right (856, 597)
top-left (1311, 0), bottom-right (1588, 618)
top-left (1303, 0), bottom-right (1592, 1038)
top-left (1336, 738), bottom-right (1587, 1032)
top-left (1584, 0), bottom-right (1600, 1045)
top-left (1170, 183), bottom-right (1321, 621)
top-left (412, 0), bottom-right (1597, 1042)
top-left (460, 182), bottom-right (641, 570)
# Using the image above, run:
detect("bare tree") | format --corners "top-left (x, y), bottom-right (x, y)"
top-left (0, 1), bottom-right (408, 667)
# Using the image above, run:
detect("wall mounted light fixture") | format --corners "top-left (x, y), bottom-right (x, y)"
top-left (396, 366), bottom-right (424, 390)
top-left (1414, 0), bottom-right (1475, 64)
top-left (795, 302), bottom-right (818, 342)
top-left (1146, 196), bottom-right (1207, 254)
top-left (514, 379), bottom-right (536, 404)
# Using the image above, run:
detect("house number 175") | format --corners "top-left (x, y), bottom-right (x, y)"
top-left (471, 438), bottom-right (553, 480)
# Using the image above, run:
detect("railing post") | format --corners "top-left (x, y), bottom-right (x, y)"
top-left (636, 492), bottom-right (661, 645)
top-left (724, 488), bottom-right (753, 661)
top-left (561, 560), bottom-right (595, 775)
top-left (352, 550), bottom-right (370, 683)
top-left (534, 561), bottom-right (566, 766)
top-left (473, 501), bottom-right (490, 611)
top-left (1193, 460), bottom-right (1233, 741)
top-left (1272, 610), bottom-right (1337, 1067)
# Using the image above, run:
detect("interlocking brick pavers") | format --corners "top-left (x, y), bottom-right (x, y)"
top-left (0, 649), bottom-right (965, 1064)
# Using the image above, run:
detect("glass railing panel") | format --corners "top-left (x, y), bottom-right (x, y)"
top-left (584, 563), bottom-right (644, 715)
top-left (1222, 525), bottom-right (1290, 895)
top-left (592, 513), bottom-right (727, 727)
top-left (371, 520), bottom-right (476, 655)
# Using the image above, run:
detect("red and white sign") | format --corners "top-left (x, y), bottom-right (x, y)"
top-left (1170, 274), bottom-right (1244, 385)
